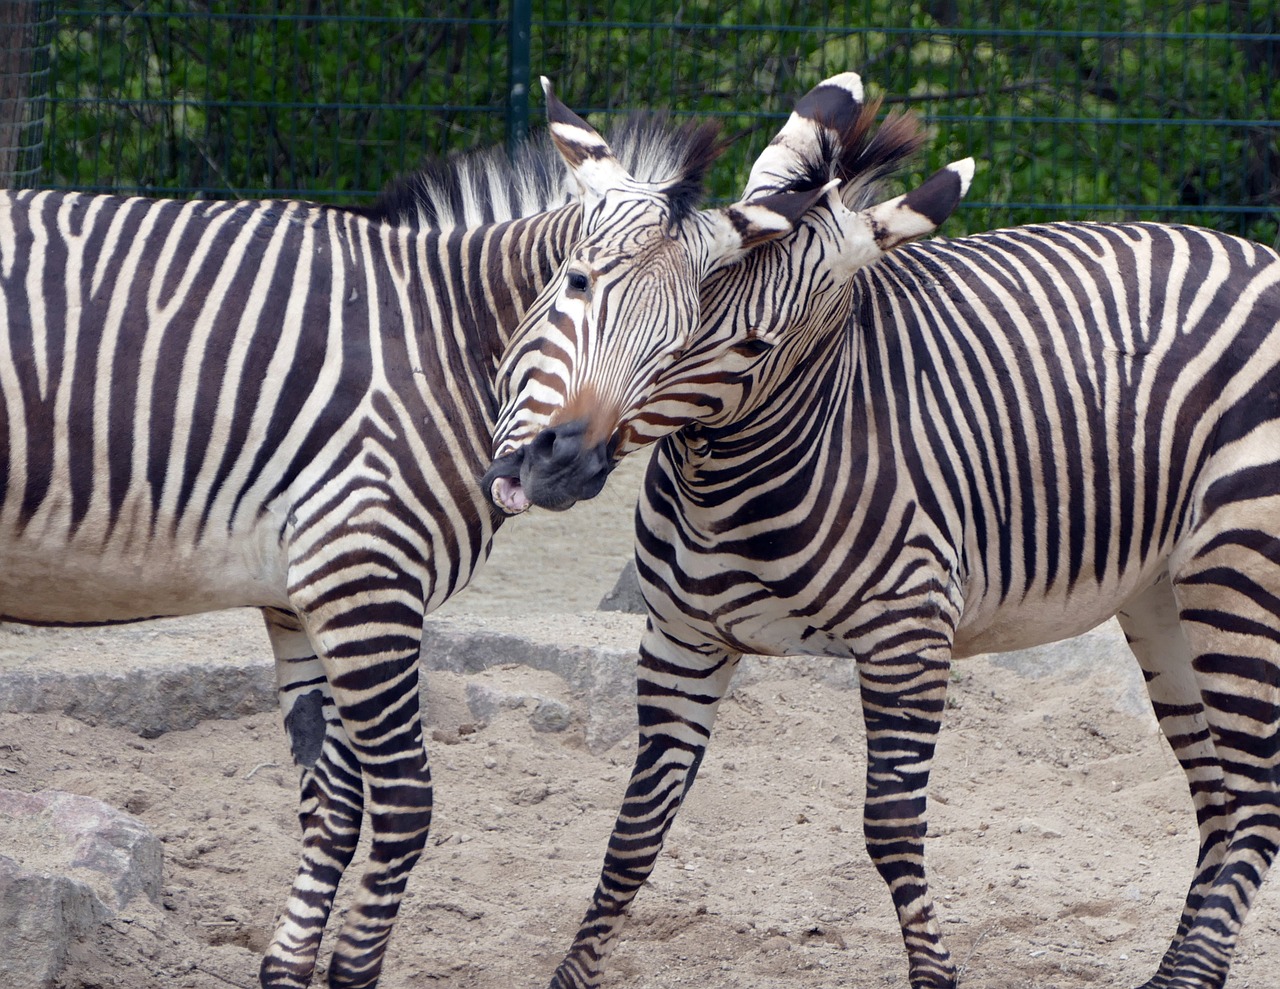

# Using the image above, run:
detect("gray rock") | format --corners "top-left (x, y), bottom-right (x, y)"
top-left (0, 855), bottom-right (108, 989)
top-left (0, 609), bottom-right (1153, 759)
top-left (0, 789), bottom-right (162, 909)
top-left (0, 663), bottom-right (278, 739)
top-left (529, 697), bottom-right (573, 733)
top-left (986, 621), bottom-right (1150, 718)
top-left (463, 681), bottom-right (575, 735)
top-left (0, 789), bottom-right (163, 988)
top-left (464, 681), bottom-right (528, 723)
top-left (598, 560), bottom-right (647, 614)
top-left (0, 614), bottom-right (276, 738)
top-left (422, 614), bottom-right (644, 752)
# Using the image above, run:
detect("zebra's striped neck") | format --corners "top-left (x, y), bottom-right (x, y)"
top-left (394, 203), bottom-right (585, 396)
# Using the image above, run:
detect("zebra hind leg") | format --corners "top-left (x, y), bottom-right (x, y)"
top-left (549, 630), bottom-right (741, 988)
top-left (1161, 515), bottom-right (1280, 989)
top-left (1116, 577), bottom-right (1229, 989)
top-left (259, 608), bottom-right (366, 989)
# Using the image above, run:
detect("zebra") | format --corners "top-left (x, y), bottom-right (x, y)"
top-left (0, 81), bottom-right (820, 989)
top-left (486, 72), bottom-right (1280, 989)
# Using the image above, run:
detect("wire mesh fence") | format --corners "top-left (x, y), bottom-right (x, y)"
top-left (6, 1), bottom-right (1279, 242)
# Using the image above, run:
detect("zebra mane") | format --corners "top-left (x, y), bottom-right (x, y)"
top-left (357, 112), bottom-right (723, 231)
top-left (781, 97), bottom-right (929, 211)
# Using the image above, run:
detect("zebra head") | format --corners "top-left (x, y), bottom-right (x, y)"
top-left (630, 77), bottom-right (976, 439)
top-left (483, 80), bottom-right (829, 514)
top-left (486, 74), bottom-right (974, 487)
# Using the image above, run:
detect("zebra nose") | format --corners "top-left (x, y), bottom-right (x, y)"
top-left (520, 419), bottom-right (612, 511)
top-left (530, 419), bottom-right (590, 468)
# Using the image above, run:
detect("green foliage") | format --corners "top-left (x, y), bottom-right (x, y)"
top-left (48, 1), bottom-right (506, 198)
top-left (40, 0), bottom-right (1279, 244)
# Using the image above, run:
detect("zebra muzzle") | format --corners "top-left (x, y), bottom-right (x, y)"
top-left (484, 419), bottom-right (614, 514)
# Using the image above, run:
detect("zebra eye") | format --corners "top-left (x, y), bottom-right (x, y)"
top-left (734, 337), bottom-right (774, 357)
top-left (566, 271), bottom-right (590, 293)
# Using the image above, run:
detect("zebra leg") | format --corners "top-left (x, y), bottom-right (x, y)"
top-left (1115, 578), bottom-right (1228, 989)
top-left (266, 570), bottom-right (435, 987)
top-left (1157, 531), bottom-right (1280, 989)
top-left (259, 608), bottom-right (366, 989)
top-left (549, 627), bottom-right (741, 989)
top-left (858, 646), bottom-right (955, 989)
top-left (302, 581), bottom-right (433, 989)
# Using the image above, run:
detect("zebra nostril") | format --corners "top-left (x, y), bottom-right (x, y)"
top-left (532, 422), bottom-right (587, 468)
top-left (518, 419), bottom-right (614, 511)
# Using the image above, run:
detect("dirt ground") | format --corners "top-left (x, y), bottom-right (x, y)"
top-left (3, 453), bottom-right (1279, 989)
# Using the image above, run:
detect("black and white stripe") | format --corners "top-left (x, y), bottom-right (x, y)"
top-left (0, 96), bottom-right (739, 989)
top-left (517, 75), bottom-right (1280, 989)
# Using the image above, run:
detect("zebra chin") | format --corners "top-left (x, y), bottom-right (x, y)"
top-left (483, 419), bottom-right (615, 515)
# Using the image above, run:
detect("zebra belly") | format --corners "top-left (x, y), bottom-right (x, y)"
top-left (662, 559), bottom-right (1164, 665)
top-left (951, 564), bottom-right (1166, 659)
top-left (0, 517), bottom-right (291, 624)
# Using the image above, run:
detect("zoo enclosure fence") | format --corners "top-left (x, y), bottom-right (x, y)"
top-left (2, 1), bottom-right (1278, 244)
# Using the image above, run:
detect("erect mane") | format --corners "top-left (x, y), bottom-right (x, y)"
top-left (356, 112), bottom-right (723, 232)
top-left (607, 112), bottom-right (724, 227)
top-left (777, 97), bottom-right (929, 210)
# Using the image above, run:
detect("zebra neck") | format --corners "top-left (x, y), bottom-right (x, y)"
top-left (426, 204), bottom-right (584, 377)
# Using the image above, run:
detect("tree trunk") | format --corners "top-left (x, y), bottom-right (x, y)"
top-left (0, 0), bottom-right (50, 188)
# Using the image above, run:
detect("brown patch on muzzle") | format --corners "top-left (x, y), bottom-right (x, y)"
top-left (553, 384), bottom-right (622, 449)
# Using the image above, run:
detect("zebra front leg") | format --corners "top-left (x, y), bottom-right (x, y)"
top-left (1116, 578), bottom-right (1229, 989)
top-left (305, 582), bottom-right (433, 989)
top-left (260, 608), bottom-right (366, 989)
top-left (858, 645), bottom-right (955, 989)
top-left (550, 627), bottom-right (741, 989)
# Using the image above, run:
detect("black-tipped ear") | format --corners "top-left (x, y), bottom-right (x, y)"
top-left (710, 180), bottom-right (836, 271)
top-left (741, 72), bottom-right (865, 200)
top-left (862, 158), bottom-right (976, 251)
top-left (900, 163), bottom-right (967, 227)
top-left (541, 77), bottom-right (610, 169)
top-left (736, 182), bottom-right (832, 247)
top-left (541, 76), bottom-right (633, 202)
top-left (791, 73), bottom-right (865, 131)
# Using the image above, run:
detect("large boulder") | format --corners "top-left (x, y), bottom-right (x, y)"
top-left (0, 789), bottom-right (162, 988)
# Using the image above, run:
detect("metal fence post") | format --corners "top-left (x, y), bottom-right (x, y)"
top-left (506, 0), bottom-right (532, 153)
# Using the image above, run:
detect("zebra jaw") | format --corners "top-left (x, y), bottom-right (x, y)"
top-left (483, 451), bottom-right (531, 515)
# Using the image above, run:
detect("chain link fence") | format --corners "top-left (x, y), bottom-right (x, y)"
top-left (4, 1), bottom-right (1279, 243)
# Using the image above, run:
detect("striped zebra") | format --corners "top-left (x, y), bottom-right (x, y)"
top-left (486, 73), bottom-right (1280, 989)
top-left (0, 82), bottom-right (817, 989)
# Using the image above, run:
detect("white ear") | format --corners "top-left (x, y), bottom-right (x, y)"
top-left (742, 73), bottom-right (865, 201)
top-left (705, 180), bottom-right (839, 273)
top-left (541, 77), bottom-right (633, 210)
top-left (861, 158), bottom-right (975, 251)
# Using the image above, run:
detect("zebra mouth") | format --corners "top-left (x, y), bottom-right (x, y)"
top-left (482, 451), bottom-right (530, 516)
top-left (483, 420), bottom-right (614, 515)
top-left (491, 475), bottom-right (531, 515)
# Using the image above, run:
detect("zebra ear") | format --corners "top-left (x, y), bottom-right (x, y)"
top-left (861, 158), bottom-right (976, 251)
top-left (742, 72), bottom-right (866, 201)
top-left (707, 179), bottom-right (838, 271)
top-left (541, 77), bottom-right (633, 209)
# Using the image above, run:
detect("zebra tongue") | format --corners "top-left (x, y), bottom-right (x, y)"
top-left (492, 476), bottom-right (531, 515)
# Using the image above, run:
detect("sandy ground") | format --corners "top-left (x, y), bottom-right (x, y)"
top-left (3, 452), bottom-right (1279, 989)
